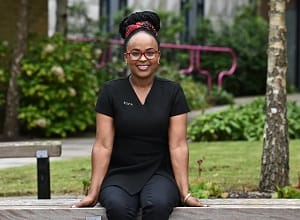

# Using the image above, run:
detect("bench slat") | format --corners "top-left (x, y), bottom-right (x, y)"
top-left (1, 208), bottom-right (299, 220)
top-left (0, 198), bottom-right (300, 220)
top-left (0, 141), bottom-right (62, 158)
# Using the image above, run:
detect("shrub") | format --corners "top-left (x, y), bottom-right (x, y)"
top-left (195, 4), bottom-right (268, 96)
top-left (188, 98), bottom-right (300, 141)
top-left (206, 86), bottom-right (234, 106)
top-left (221, 5), bottom-right (268, 96)
top-left (18, 34), bottom-right (116, 137)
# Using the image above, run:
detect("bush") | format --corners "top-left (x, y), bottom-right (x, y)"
top-left (188, 98), bottom-right (300, 141)
top-left (206, 86), bottom-right (234, 106)
top-left (18, 34), bottom-right (116, 137)
top-left (195, 4), bottom-right (268, 96)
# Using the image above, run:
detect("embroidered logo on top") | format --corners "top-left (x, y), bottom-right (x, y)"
top-left (123, 101), bottom-right (133, 106)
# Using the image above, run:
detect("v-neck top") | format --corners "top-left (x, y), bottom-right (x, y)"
top-left (95, 76), bottom-right (190, 195)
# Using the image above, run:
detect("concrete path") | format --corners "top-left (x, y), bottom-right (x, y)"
top-left (0, 94), bottom-right (299, 169)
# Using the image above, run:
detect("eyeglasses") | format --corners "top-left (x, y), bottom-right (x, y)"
top-left (124, 49), bottom-right (160, 61)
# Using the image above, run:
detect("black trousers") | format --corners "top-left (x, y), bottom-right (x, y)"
top-left (99, 174), bottom-right (180, 220)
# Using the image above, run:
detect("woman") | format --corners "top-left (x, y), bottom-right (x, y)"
top-left (74, 10), bottom-right (207, 220)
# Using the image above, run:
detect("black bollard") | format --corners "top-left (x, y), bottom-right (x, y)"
top-left (36, 150), bottom-right (50, 199)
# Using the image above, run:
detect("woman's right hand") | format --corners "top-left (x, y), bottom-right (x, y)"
top-left (71, 194), bottom-right (98, 208)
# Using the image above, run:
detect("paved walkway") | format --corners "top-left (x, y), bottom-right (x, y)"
top-left (0, 94), bottom-right (299, 169)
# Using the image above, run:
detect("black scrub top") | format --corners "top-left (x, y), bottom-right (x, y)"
top-left (95, 76), bottom-right (190, 195)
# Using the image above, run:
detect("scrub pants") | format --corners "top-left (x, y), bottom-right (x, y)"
top-left (99, 174), bottom-right (180, 220)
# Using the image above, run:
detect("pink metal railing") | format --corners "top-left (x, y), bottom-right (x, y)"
top-left (70, 38), bottom-right (237, 88)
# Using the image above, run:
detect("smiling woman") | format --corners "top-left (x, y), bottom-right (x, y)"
top-left (73, 10), bottom-right (207, 219)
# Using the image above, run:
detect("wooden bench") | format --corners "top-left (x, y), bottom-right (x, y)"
top-left (0, 197), bottom-right (300, 220)
top-left (0, 141), bottom-right (62, 199)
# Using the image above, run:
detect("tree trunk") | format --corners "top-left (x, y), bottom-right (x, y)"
top-left (259, 0), bottom-right (289, 192)
top-left (3, 0), bottom-right (29, 139)
top-left (55, 0), bottom-right (68, 35)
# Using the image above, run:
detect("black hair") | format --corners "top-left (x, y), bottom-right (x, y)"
top-left (119, 11), bottom-right (160, 50)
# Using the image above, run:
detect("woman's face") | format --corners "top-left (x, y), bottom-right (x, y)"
top-left (124, 31), bottom-right (160, 79)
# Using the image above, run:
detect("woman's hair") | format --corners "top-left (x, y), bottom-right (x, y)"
top-left (119, 11), bottom-right (160, 50)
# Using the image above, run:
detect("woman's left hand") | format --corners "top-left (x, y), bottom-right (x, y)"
top-left (184, 195), bottom-right (209, 207)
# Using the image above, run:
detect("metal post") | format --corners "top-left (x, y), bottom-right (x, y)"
top-left (36, 150), bottom-right (50, 199)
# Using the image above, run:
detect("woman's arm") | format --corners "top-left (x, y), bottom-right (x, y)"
top-left (74, 113), bottom-right (114, 207)
top-left (168, 113), bottom-right (207, 207)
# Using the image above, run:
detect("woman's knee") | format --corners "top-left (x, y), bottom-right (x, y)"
top-left (143, 196), bottom-right (174, 212)
top-left (141, 192), bottom-right (177, 220)
top-left (100, 187), bottom-right (139, 220)
top-left (142, 200), bottom-right (173, 220)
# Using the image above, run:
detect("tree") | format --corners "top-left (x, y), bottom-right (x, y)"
top-left (259, 0), bottom-right (289, 192)
top-left (55, 0), bottom-right (68, 36)
top-left (3, 0), bottom-right (29, 138)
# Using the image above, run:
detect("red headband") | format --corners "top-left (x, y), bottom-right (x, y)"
top-left (125, 21), bottom-right (158, 38)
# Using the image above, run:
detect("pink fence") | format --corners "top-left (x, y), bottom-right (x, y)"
top-left (71, 38), bottom-right (237, 88)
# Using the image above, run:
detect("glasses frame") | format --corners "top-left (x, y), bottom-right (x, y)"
top-left (124, 49), bottom-right (160, 61)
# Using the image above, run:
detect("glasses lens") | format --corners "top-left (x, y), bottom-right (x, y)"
top-left (145, 50), bottom-right (156, 59)
top-left (130, 50), bottom-right (141, 60)
top-left (128, 49), bottom-right (158, 60)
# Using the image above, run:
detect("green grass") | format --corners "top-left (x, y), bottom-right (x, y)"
top-left (189, 140), bottom-right (300, 192)
top-left (0, 140), bottom-right (299, 197)
top-left (0, 157), bottom-right (91, 197)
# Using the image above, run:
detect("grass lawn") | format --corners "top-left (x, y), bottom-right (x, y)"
top-left (189, 140), bottom-right (300, 192)
top-left (0, 140), bottom-right (299, 197)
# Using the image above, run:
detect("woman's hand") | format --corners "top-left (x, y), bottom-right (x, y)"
top-left (71, 194), bottom-right (98, 208)
top-left (184, 194), bottom-right (209, 207)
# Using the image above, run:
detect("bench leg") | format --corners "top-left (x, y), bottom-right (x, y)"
top-left (37, 157), bottom-right (51, 199)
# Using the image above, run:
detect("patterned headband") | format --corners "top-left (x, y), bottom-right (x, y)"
top-left (125, 21), bottom-right (158, 38)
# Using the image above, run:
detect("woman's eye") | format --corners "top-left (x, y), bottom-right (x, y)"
top-left (146, 51), bottom-right (155, 56)
top-left (131, 51), bottom-right (141, 57)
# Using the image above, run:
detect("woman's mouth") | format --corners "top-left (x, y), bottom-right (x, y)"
top-left (136, 65), bottom-right (150, 71)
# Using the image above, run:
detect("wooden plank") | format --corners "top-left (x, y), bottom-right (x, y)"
top-left (1, 207), bottom-right (299, 220)
top-left (0, 141), bottom-right (62, 158)
top-left (0, 208), bottom-right (107, 220)
top-left (0, 198), bottom-right (300, 220)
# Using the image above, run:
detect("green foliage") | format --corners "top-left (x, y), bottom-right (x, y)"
top-left (195, 4), bottom-right (268, 96)
top-left (188, 98), bottom-right (300, 141)
top-left (18, 34), bottom-right (115, 137)
top-left (222, 5), bottom-right (268, 96)
top-left (82, 178), bottom-right (90, 195)
top-left (287, 101), bottom-right (300, 139)
top-left (188, 98), bottom-right (264, 141)
top-left (207, 86), bottom-right (234, 106)
top-left (277, 186), bottom-right (300, 198)
top-left (157, 10), bottom-right (185, 43)
top-left (181, 78), bottom-right (208, 110)
top-left (190, 181), bottom-right (223, 199)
